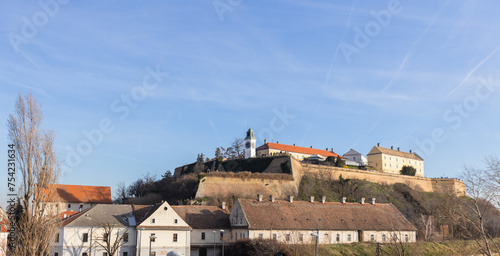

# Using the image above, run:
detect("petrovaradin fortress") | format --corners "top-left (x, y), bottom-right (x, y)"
top-left (194, 156), bottom-right (466, 199)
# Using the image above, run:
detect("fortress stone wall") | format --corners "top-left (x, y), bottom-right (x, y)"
top-left (297, 161), bottom-right (465, 196)
top-left (194, 157), bottom-right (466, 199)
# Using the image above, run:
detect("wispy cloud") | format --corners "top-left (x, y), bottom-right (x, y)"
top-left (446, 43), bottom-right (500, 97)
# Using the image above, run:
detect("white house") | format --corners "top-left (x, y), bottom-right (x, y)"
top-left (230, 195), bottom-right (417, 245)
top-left (134, 202), bottom-right (191, 256)
top-left (343, 149), bottom-right (368, 166)
top-left (53, 204), bottom-right (137, 256)
top-left (172, 205), bottom-right (231, 256)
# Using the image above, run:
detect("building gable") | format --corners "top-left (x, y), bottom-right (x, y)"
top-left (229, 201), bottom-right (249, 228)
top-left (137, 201), bottom-right (190, 229)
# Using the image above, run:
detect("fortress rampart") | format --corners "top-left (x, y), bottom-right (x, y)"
top-left (194, 157), bottom-right (466, 198)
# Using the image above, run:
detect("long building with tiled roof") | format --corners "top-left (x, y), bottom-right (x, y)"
top-left (44, 184), bottom-right (112, 215)
top-left (230, 196), bottom-right (417, 244)
top-left (256, 141), bottom-right (341, 160)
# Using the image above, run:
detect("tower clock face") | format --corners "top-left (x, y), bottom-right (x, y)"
top-left (245, 141), bottom-right (251, 148)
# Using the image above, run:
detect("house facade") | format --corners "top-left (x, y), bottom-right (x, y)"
top-left (367, 145), bottom-right (424, 177)
top-left (256, 142), bottom-right (341, 161)
top-left (343, 149), bottom-right (368, 166)
top-left (134, 202), bottom-right (191, 256)
top-left (229, 196), bottom-right (417, 245)
top-left (53, 204), bottom-right (137, 256)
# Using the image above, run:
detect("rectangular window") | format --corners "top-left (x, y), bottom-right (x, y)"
top-left (174, 219), bottom-right (178, 224)
top-left (68, 204), bottom-right (71, 208)
top-left (285, 234), bottom-right (290, 242)
top-left (103, 233), bottom-right (108, 242)
top-left (123, 233), bottom-right (129, 243)
top-left (347, 234), bottom-right (351, 241)
top-left (220, 232), bottom-right (224, 240)
top-left (151, 218), bottom-right (155, 224)
top-left (123, 253), bottom-right (128, 256)
top-left (371, 234), bottom-right (375, 241)
top-left (173, 233), bottom-right (178, 242)
top-left (151, 233), bottom-right (156, 242)
top-left (273, 234), bottom-right (277, 240)
top-left (201, 232), bottom-right (206, 240)
top-left (55, 253), bottom-right (59, 256)
top-left (405, 234), bottom-right (409, 242)
top-left (56, 233), bottom-right (59, 243)
top-left (103, 253), bottom-right (108, 256)
top-left (258, 233), bottom-right (263, 239)
top-left (382, 234), bottom-right (386, 242)
top-left (83, 253), bottom-right (88, 256)
top-left (336, 234), bottom-right (340, 242)
top-left (299, 234), bottom-right (303, 242)
top-left (82, 233), bottom-right (88, 242)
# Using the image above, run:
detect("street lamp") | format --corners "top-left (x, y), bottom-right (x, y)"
top-left (220, 229), bottom-right (225, 256)
top-left (310, 232), bottom-right (318, 256)
top-left (149, 234), bottom-right (157, 256)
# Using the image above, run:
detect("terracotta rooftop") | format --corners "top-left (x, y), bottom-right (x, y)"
top-left (47, 184), bottom-right (112, 203)
top-left (256, 143), bottom-right (341, 158)
top-left (172, 205), bottom-right (231, 230)
top-left (368, 146), bottom-right (423, 161)
top-left (236, 199), bottom-right (416, 231)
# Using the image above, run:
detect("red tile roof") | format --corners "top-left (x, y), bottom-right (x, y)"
top-left (47, 184), bottom-right (112, 203)
top-left (256, 143), bottom-right (341, 158)
top-left (59, 210), bottom-right (78, 220)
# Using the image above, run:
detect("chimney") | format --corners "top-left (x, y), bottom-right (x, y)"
top-left (391, 146), bottom-right (393, 150)
top-left (257, 194), bottom-right (263, 202)
top-left (264, 139), bottom-right (267, 144)
top-left (326, 148), bottom-right (328, 151)
top-left (293, 143), bottom-right (296, 146)
top-left (288, 195), bottom-right (294, 203)
top-left (310, 146), bottom-right (313, 148)
top-left (222, 202), bottom-right (226, 210)
top-left (360, 198), bottom-right (365, 205)
top-left (410, 150), bottom-right (412, 153)
top-left (321, 196), bottom-right (326, 204)
top-left (277, 141), bottom-right (279, 144)
top-left (398, 147), bottom-right (400, 151)
top-left (370, 198), bottom-right (376, 205)
top-left (309, 196), bottom-right (315, 203)
top-left (270, 195), bottom-right (275, 203)
top-left (377, 143), bottom-right (380, 147)
top-left (341, 197), bottom-right (346, 204)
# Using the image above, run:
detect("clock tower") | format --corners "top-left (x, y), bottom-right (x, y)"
top-left (244, 128), bottom-right (256, 159)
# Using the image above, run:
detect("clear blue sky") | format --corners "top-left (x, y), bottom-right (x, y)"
top-left (2, 1), bottom-right (500, 207)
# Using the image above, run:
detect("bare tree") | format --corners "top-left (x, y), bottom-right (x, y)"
top-left (7, 93), bottom-right (61, 255)
top-left (420, 215), bottom-right (434, 242)
top-left (93, 223), bottom-right (128, 256)
top-left (447, 164), bottom-right (500, 256)
top-left (231, 138), bottom-right (244, 159)
top-left (114, 182), bottom-right (128, 204)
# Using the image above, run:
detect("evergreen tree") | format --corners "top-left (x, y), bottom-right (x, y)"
top-left (400, 165), bottom-right (416, 176)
